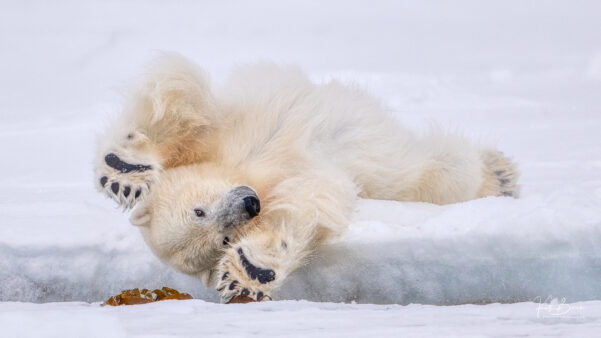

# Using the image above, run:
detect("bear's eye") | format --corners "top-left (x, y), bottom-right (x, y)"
top-left (194, 208), bottom-right (205, 217)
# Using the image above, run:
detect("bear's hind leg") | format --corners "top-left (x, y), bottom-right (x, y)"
top-left (402, 136), bottom-right (519, 204)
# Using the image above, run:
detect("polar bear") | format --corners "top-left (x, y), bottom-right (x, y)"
top-left (95, 54), bottom-right (518, 302)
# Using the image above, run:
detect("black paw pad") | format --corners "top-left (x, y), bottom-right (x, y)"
top-left (110, 182), bottom-right (119, 194)
top-left (237, 248), bottom-right (276, 284)
top-left (105, 153), bottom-right (152, 173)
top-left (100, 176), bottom-right (108, 187)
top-left (229, 280), bottom-right (238, 290)
top-left (123, 185), bottom-right (131, 197)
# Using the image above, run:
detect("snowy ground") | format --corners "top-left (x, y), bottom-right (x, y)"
top-left (1, 0), bottom-right (601, 337)
top-left (2, 300), bottom-right (601, 338)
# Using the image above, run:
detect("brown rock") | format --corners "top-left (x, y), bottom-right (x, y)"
top-left (102, 287), bottom-right (193, 306)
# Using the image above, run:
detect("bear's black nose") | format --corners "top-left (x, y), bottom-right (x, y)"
top-left (243, 196), bottom-right (260, 218)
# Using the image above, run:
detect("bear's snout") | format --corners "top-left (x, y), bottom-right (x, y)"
top-left (219, 186), bottom-right (261, 227)
top-left (243, 195), bottom-right (260, 218)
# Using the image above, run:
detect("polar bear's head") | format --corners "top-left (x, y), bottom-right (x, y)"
top-left (129, 165), bottom-right (261, 285)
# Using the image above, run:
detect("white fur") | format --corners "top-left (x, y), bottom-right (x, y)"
top-left (96, 54), bottom-right (519, 301)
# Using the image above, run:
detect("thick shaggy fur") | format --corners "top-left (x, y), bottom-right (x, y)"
top-left (95, 54), bottom-right (519, 302)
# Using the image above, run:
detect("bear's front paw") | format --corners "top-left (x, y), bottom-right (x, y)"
top-left (96, 152), bottom-right (158, 209)
top-left (216, 247), bottom-right (275, 303)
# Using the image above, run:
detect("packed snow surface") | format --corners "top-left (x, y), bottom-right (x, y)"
top-left (2, 300), bottom-right (601, 338)
top-left (1, 0), bottom-right (600, 336)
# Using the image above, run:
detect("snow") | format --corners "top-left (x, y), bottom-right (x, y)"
top-left (1, 0), bottom-right (601, 336)
top-left (2, 300), bottom-right (601, 338)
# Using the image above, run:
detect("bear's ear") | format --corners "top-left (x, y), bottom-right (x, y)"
top-left (130, 204), bottom-right (151, 227)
